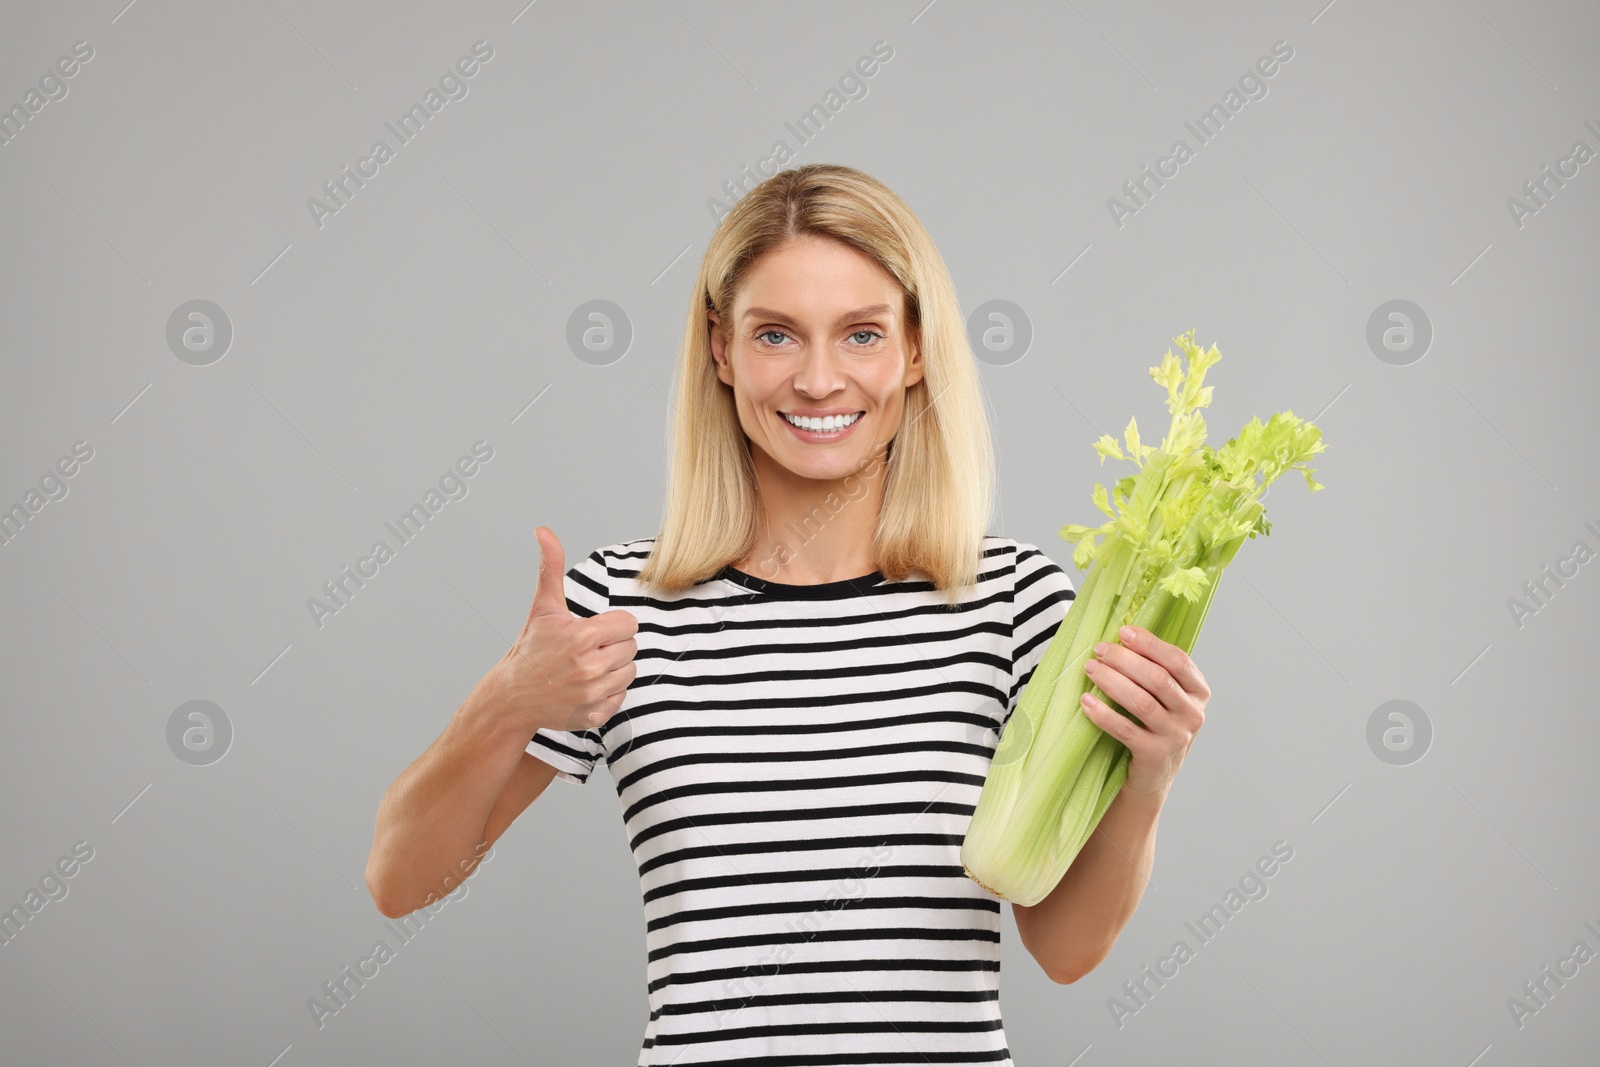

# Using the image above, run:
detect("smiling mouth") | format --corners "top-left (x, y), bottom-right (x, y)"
top-left (780, 410), bottom-right (864, 433)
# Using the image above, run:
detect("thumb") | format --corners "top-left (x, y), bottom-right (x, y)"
top-left (529, 526), bottom-right (570, 618)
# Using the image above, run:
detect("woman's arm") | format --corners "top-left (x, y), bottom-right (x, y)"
top-left (365, 669), bottom-right (554, 918)
top-left (1012, 787), bottom-right (1163, 983)
top-left (365, 528), bottom-right (640, 918)
top-left (1010, 623), bottom-right (1210, 983)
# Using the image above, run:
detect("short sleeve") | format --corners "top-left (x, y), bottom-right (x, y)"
top-left (524, 546), bottom-right (613, 785)
top-left (1005, 541), bottom-right (1077, 722)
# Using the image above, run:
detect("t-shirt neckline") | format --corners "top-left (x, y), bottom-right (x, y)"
top-left (716, 563), bottom-right (888, 599)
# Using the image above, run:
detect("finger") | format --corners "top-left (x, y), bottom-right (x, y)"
top-left (1118, 625), bottom-right (1210, 699)
top-left (586, 608), bottom-right (639, 647)
top-left (1090, 641), bottom-right (1189, 717)
top-left (579, 664), bottom-right (636, 726)
top-left (1083, 659), bottom-right (1169, 729)
top-left (594, 636), bottom-right (637, 671)
top-left (597, 658), bottom-right (636, 697)
top-left (566, 688), bottom-right (626, 731)
top-left (528, 526), bottom-right (570, 619)
top-left (1080, 688), bottom-right (1149, 750)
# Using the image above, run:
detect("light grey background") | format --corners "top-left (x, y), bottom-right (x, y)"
top-left (2, 1), bottom-right (1596, 1064)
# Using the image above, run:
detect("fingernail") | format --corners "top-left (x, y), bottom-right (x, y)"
top-left (1120, 626), bottom-right (1137, 642)
top-left (1093, 642), bottom-right (1109, 656)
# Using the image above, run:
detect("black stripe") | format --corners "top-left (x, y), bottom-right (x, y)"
top-left (637, 1049), bottom-right (1010, 1066)
top-left (654, 986), bottom-right (998, 1017)
top-left (649, 924), bottom-right (999, 963)
top-left (601, 680), bottom-right (1008, 736)
top-left (527, 733), bottom-right (594, 776)
top-left (648, 955), bottom-right (1000, 993)
top-left (616, 552), bottom-right (1022, 588)
top-left (622, 769), bottom-right (986, 823)
top-left (628, 649), bottom-right (1010, 691)
top-left (612, 709), bottom-right (996, 766)
top-left (647, 893), bottom-right (998, 933)
top-left (636, 831), bottom-right (963, 878)
top-left (1012, 604), bottom-right (1069, 667)
top-left (635, 619), bottom-right (1009, 662)
top-left (566, 564), bottom-right (608, 602)
top-left (651, 1015), bottom-right (1004, 1045)
top-left (609, 581), bottom-right (1010, 617)
top-left (613, 557), bottom-right (1023, 604)
top-left (611, 537), bottom-right (1011, 563)
top-left (641, 863), bottom-right (969, 905)
top-left (617, 739), bottom-right (993, 792)
top-left (562, 598), bottom-right (596, 619)
top-left (629, 801), bottom-right (976, 852)
top-left (611, 582), bottom-right (938, 610)
top-left (1014, 585), bottom-right (1075, 630)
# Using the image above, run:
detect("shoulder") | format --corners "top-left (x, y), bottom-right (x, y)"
top-left (980, 535), bottom-right (1067, 578)
top-left (982, 534), bottom-right (1076, 603)
top-left (598, 537), bottom-right (656, 564)
top-left (577, 538), bottom-right (657, 580)
top-left (561, 538), bottom-right (654, 590)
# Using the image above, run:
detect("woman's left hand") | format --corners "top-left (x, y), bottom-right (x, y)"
top-left (1078, 624), bottom-right (1210, 804)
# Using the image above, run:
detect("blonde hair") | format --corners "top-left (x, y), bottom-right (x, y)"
top-left (636, 163), bottom-right (994, 605)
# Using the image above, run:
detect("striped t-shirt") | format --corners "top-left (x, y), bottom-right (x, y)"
top-left (526, 535), bottom-right (1077, 1066)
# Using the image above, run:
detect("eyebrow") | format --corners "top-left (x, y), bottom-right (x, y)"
top-left (741, 304), bottom-right (896, 326)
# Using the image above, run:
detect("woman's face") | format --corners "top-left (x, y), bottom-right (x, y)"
top-left (709, 234), bottom-right (924, 485)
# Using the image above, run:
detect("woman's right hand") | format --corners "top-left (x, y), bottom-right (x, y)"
top-left (490, 526), bottom-right (638, 736)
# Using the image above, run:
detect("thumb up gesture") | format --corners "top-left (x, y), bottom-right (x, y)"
top-left (494, 527), bottom-right (638, 736)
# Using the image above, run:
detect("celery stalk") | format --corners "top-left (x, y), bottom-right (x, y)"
top-left (961, 330), bottom-right (1325, 906)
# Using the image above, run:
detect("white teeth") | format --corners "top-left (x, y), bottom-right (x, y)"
top-left (782, 411), bottom-right (861, 432)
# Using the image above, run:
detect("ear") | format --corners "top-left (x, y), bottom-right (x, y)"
top-left (708, 309), bottom-right (733, 387)
top-left (903, 327), bottom-right (925, 389)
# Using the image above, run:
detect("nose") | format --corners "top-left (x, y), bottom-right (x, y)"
top-left (792, 343), bottom-right (847, 400)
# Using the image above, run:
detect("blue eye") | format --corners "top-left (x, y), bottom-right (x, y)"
top-left (850, 330), bottom-right (883, 346)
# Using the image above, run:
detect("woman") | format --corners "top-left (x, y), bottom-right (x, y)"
top-left (365, 164), bottom-right (1210, 1065)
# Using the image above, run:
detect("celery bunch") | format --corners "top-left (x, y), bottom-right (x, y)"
top-left (961, 329), bottom-right (1326, 906)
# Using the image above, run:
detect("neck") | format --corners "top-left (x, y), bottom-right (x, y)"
top-left (739, 443), bottom-right (891, 584)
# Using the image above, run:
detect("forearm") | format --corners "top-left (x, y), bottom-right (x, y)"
top-left (366, 669), bottom-right (529, 915)
top-left (1014, 784), bottom-right (1165, 983)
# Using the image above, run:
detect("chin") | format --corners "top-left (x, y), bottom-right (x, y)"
top-left (777, 448), bottom-right (863, 482)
